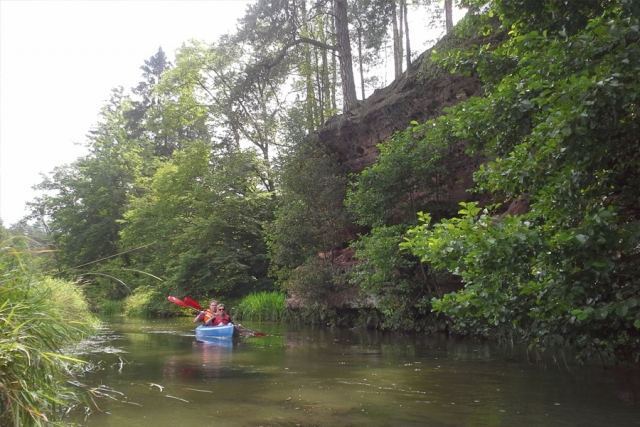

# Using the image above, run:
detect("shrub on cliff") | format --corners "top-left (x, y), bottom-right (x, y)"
top-left (402, 0), bottom-right (640, 363)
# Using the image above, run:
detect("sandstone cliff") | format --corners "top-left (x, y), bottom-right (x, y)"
top-left (312, 42), bottom-right (487, 209)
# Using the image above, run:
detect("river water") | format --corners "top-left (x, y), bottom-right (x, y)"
top-left (69, 317), bottom-right (640, 427)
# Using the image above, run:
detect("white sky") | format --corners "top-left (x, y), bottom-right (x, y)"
top-left (1, 0), bottom-right (254, 225)
top-left (0, 0), bottom-right (462, 226)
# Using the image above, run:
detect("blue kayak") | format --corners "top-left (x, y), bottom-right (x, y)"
top-left (195, 336), bottom-right (234, 347)
top-left (195, 324), bottom-right (238, 339)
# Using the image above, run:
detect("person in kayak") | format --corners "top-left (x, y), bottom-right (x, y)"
top-left (194, 300), bottom-right (218, 325)
top-left (211, 304), bottom-right (232, 326)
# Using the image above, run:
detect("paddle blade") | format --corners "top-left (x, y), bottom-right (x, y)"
top-left (235, 325), bottom-right (266, 337)
top-left (167, 296), bottom-right (188, 308)
top-left (183, 297), bottom-right (203, 310)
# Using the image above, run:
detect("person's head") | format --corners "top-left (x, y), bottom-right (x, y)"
top-left (217, 304), bottom-right (226, 315)
top-left (209, 300), bottom-right (218, 311)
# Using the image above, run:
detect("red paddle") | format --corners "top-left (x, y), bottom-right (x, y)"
top-left (168, 296), bottom-right (198, 311)
top-left (168, 296), bottom-right (187, 307)
top-left (236, 325), bottom-right (266, 337)
top-left (183, 297), bottom-right (203, 310)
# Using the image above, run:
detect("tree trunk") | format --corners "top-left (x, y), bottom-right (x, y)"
top-left (392, 3), bottom-right (402, 79)
top-left (398, 0), bottom-right (404, 68)
top-left (316, 49), bottom-right (324, 125)
top-left (445, 0), bottom-right (453, 34)
top-left (331, 44), bottom-right (337, 112)
top-left (403, 0), bottom-right (411, 69)
top-left (333, 0), bottom-right (358, 112)
top-left (301, 0), bottom-right (316, 130)
top-left (357, 20), bottom-right (365, 100)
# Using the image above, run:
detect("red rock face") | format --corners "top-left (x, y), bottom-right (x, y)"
top-left (309, 53), bottom-right (487, 218)
top-left (316, 63), bottom-right (484, 175)
top-left (500, 195), bottom-right (531, 217)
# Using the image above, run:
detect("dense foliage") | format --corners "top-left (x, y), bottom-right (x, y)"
top-left (401, 0), bottom-right (640, 362)
top-left (120, 141), bottom-right (275, 302)
top-left (266, 140), bottom-right (358, 322)
top-left (344, 125), bottom-right (460, 329)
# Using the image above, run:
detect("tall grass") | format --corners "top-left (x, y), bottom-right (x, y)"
top-left (234, 291), bottom-right (287, 322)
top-left (0, 237), bottom-right (98, 427)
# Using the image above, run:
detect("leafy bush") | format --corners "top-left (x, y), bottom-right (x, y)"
top-left (349, 225), bottom-right (437, 331)
top-left (265, 137), bottom-right (366, 324)
top-left (402, 1), bottom-right (640, 363)
top-left (123, 286), bottom-right (155, 317)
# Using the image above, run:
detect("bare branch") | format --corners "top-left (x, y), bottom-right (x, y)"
top-left (260, 37), bottom-right (337, 70)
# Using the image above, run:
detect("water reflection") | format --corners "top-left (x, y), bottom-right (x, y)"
top-left (162, 337), bottom-right (236, 383)
top-left (70, 317), bottom-right (640, 427)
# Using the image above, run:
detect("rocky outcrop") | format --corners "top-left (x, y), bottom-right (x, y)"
top-left (307, 42), bottom-right (490, 220)
top-left (289, 33), bottom-right (507, 314)
top-left (287, 32), bottom-right (516, 309)
top-left (316, 53), bottom-right (484, 175)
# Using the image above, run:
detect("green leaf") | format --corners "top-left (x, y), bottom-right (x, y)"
top-left (615, 305), bottom-right (629, 317)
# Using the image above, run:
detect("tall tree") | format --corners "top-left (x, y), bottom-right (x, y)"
top-left (159, 39), bottom-right (285, 191)
top-left (120, 141), bottom-right (275, 298)
top-left (125, 47), bottom-right (210, 159)
top-left (350, 0), bottom-right (392, 98)
top-left (127, 47), bottom-right (171, 127)
top-left (236, 0), bottom-right (362, 112)
top-left (28, 88), bottom-right (150, 272)
top-left (404, 0), bottom-right (412, 68)
top-left (334, 0), bottom-right (359, 110)
top-left (392, 1), bottom-right (403, 77)
top-left (445, 0), bottom-right (453, 33)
